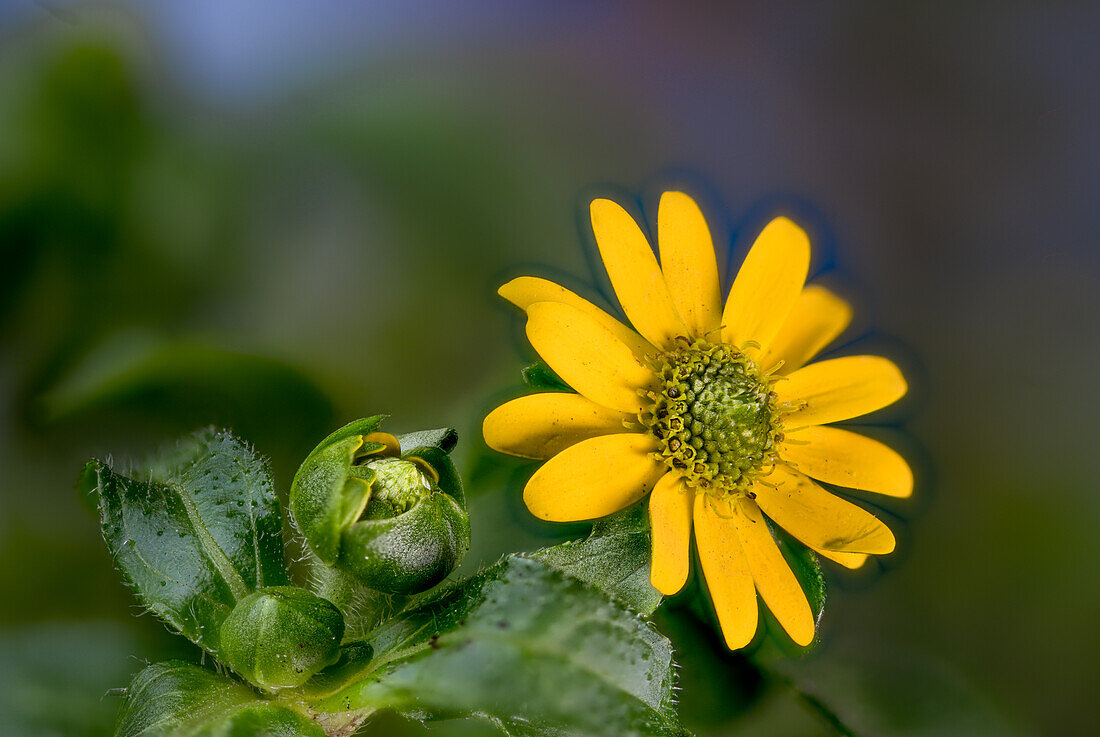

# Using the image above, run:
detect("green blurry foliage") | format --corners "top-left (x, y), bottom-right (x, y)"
top-left (0, 44), bottom-right (147, 318)
top-left (44, 332), bottom-right (336, 467)
top-left (0, 38), bottom-right (332, 469)
top-left (0, 28), bottom-right (578, 470)
top-left (1, 43), bottom-right (202, 338)
top-left (0, 623), bottom-right (141, 737)
top-left (765, 645), bottom-right (1032, 737)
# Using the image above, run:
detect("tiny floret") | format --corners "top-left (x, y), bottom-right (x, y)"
top-left (641, 338), bottom-right (783, 498)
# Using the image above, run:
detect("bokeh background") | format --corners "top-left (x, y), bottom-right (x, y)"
top-left (1, 2), bottom-right (1096, 736)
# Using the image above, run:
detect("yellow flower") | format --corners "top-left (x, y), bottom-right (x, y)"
top-left (484, 192), bottom-right (911, 649)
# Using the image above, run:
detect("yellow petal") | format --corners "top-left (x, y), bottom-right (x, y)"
top-left (732, 499), bottom-right (815, 646)
top-left (812, 546), bottom-right (868, 569)
top-left (590, 198), bottom-right (690, 349)
top-left (782, 426), bottom-right (913, 498)
top-left (657, 192), bottom-right (721, 339)
top-left (721, 217), bottom-right (810, 358)
top-left (758, 285), bottom-right (852, 374)
top-left (526, 301), bottom-right (655, 414)
top-left (648, 472), bottom-right (694, 595)
top-left (498, 276), bottom-right (652, 358)
top-left (361, 432), bottom-right (400, 457)
top-left (483, 393), bottom-right (630, 460)
top-left (753, 466), bottom-right (896, 554)
top-left (524, 434), bottom-right (663, 522)
top-left (693, 496), bottom-right (758, 649)
top-left (777, 355), bottom-right (907, 429)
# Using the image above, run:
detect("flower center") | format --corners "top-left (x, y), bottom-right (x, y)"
top-left (639, 338), bottom-right (783, 498)
top-left (360, 457), bottom-right (433, 518)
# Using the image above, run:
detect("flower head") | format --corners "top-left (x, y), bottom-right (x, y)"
top-left (484, 192), bottom-right (911, 649)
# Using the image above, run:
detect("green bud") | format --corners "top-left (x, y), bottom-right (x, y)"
top-left (341, 456), bottom-right (470, 594)
top-left (290, 418), bottom-right (471, 595)
top-left (219, 587), bottom-right (344, 690)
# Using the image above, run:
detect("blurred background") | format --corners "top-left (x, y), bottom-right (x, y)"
top-left (0, 2), bottom-right (1096, 736)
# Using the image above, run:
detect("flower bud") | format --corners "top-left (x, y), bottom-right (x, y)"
top-left (219, 587), bottom-right (344, 690)
top-left (290, 418), bottom-right (471, 595)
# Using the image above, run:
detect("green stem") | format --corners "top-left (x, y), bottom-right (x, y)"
top-left (779, 675), bottom-right (857, 737)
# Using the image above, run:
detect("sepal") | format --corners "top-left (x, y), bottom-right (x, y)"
top-left (340, 488), bottom-right (470, 594)
top-left (289, 416), bottom-right (387, 565)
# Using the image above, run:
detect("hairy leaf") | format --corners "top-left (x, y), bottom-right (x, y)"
top-left (114, 661), bottom-right (325, 737)
top-left (81, 429), bottom-right (288, 656)
top-left (531, 503), bottom-right (662, 615)
top-left (395, 427), bottom-right (458, 455)
top-left (312, 556), bottom-right (688, 737)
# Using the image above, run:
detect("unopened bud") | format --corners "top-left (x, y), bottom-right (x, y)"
top-left (219, 587), bottom-right (343, 690)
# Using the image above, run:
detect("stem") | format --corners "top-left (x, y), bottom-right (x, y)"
top-left (779, 675), bottom-right (857, 737)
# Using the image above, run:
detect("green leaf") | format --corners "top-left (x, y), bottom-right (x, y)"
top-left (81, 428), bottom-right (288, 656)
top-left (149, 430), bottom-right (290, 592)
top-left (114, 661), bottom-right (325, 737)
top-left (289, 416), bottom-right (389, 565)
top-left (396, 427), bottom-right (458, 455)
top-left (530, 503), bottom-right (662, 615)
top-left (521, 361), bottom-right (571, 392)
top-left (312, 556), bottom-right (689, 737)
top-left (291, 433), bottom-right (377, 565)
top-left (301, 642), bottom-right (377, 698)
top-left (300, 416), bottom-right (390, 466)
